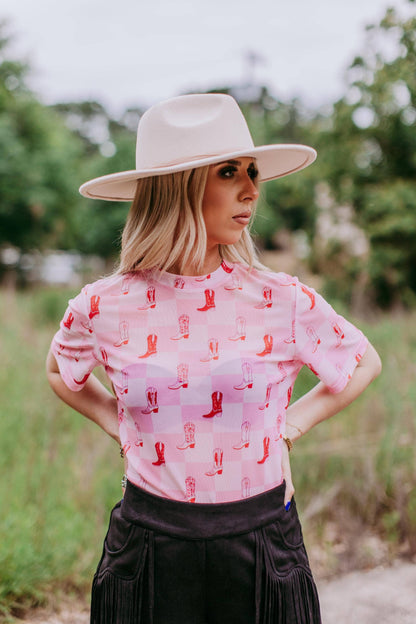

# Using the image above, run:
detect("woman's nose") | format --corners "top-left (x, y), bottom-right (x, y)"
top-left (240, 175), bottom-right (259, 201)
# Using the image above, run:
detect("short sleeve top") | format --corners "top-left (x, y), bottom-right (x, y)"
top-left (51, 261), bottom-right (368, 503)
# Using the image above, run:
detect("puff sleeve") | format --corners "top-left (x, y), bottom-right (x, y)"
top-left (293, 278), bottom-right (368, 393)
top-left (50, 286), bottom-right (100, 392)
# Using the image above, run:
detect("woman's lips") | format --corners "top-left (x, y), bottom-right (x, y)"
top-left (233, 212), bottom-right (251, 225)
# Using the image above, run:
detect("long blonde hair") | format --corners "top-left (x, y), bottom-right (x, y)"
top-left (117, 165), bottom-right (264, 275)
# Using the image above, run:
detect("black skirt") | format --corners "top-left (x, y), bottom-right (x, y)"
top-left (91, 480), bottom-right (321, 624)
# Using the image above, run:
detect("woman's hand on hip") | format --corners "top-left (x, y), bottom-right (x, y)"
top-left (281, 440), bottom-right (295, 510)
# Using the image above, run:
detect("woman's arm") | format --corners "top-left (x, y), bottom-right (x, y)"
top-left (285, 341), bottom-right (382, 443)
top-left (281, 342), bottom-right (381, 508)
top-left (46, 349), bottom-right (120, 444)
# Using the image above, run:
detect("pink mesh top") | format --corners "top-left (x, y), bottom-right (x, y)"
top-left (51, 261), bottom-right (368, 503)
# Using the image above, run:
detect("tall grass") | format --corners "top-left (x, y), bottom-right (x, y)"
top-left (0, 287), bottom-right (415, 617)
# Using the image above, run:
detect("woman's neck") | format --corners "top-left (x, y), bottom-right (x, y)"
top-left (169, 247), bottom-right (222, 276)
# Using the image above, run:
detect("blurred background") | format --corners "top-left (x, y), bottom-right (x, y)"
top-left (1, 0), bottom-right (416, 619)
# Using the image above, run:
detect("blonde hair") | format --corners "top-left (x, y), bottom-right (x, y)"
top-left (117, 165), bottom-right (264, 275)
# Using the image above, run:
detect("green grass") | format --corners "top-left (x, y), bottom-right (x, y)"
top-left (0, 287), bottom-right (415, 617)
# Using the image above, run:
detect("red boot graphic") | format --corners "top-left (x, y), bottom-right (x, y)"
top-left (171, 314), bottom-right (190, 340)
top-left (120, 370), bottom-right (128, 395)
top-left (257, 436), bottom-right (270, 464)
top-left (259, 383), bottom-right (272, 410)
top-left (152, 441), bottom-right (165, 466)
top-left (141, 386), bottom-right (159, 414)
top-left (174, 277), bottom-right (185, 289)
top-left (255, 286), bottom-right (273, 309)
top-left (205, 448), bottom-right (223, 476)
top-left (257, 334), bottom-right (273, 356)
top-left (185, 476), bottom-right (196, 503)
top-left (307, 326), bottom-right (321, 353)
top-left (224, 274), bottom-right (242, 291)
top-left (169, 363), bottom-right (189, 389)
top-left (121, 275), bottom-right (131, 295)
top-left (200, 338), bottom-right (219, 362)
top-left (332, 321), bottom-right (345, 347)
top-left (177, 422), bottom-right (196, 450)
top-left (63, 311), bottom-right (74, 330)
top-left (221, 260), bottom-right (233, 274)
top-left (241, 477), bottom-right (251, 499)
top-left (134, 422), bottom-right (143, 447)
top-left (301, 284), bottom-right (316, 310)
top-left (89, 295), bottom-right (100, 319)
top-left (203, 391), bottom-right (223, 418)
top-left (138, 285), bottom-right (156, 310)
top-left (229, 316), bottom-right (246, 341)
top-left (234, 362), bottom-right (253, 390)
top-left (275, 413), bottom-right (283, 441)
top-left (233, 421), bottom-right (251, 449)
top-left (139, 333), bottom-right (158, 358)
top-left (114, 321), bottom-right (129, 346)
top-left (197, 289), bottom-right (216, 311)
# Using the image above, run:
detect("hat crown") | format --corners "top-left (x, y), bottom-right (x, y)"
top-left (136, 94), bottom-right (255, 169)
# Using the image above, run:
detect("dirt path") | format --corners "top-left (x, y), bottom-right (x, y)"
top-left (14, 561), bottom-right (416, 623)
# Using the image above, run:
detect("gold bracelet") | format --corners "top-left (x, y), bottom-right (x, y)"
top-left (282, 435), bottom-right (293, 452)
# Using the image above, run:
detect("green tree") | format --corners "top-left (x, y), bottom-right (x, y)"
top-left (314, 1), bottom-right (416, 308)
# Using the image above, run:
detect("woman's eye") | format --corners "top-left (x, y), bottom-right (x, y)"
top-left (218, 166), bottom-right (237, 178)
top-left (248, 165), bottom-right (259, 180)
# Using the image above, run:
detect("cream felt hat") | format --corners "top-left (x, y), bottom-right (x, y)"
top-left (79, 93), bottom-right (317, 201)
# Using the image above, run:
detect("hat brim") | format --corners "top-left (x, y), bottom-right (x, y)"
top-left (79, 144), bottom-right (317, 201)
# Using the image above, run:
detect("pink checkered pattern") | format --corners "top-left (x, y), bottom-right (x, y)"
top-left (52, 261), bottom-right (368, 503)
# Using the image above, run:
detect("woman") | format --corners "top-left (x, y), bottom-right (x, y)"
top-left (46, 93), bottom-right (381, 624)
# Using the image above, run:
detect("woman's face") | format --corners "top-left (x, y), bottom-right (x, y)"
top-left (202, 157), bottom-right (259, 250)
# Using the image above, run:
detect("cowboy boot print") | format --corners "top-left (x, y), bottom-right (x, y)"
top-left (221, 260), bottom-right (233, 274)
top-left (121, 275), bottom-right (131, 295)
top-left (139, 333), bottom-right (158, 358)
top-left (118, 408), bottom-right (126, 425)
top-left (81, 318), bottom-right (93, 333)
top-left (152, 441), bottom-right (165, 466)
top-left (255, 286), bottom-right (273, 309)
top-left (257, 436), bottom-right (270, 464)
top-left (284, 298), bottom-right (296, 344)
top-left (224, 274), bottom-right (242, 291)
top-left (229, 316), bottom-right (246, 341)
top-left (114, 321), bottom-right (129, 346)
top-left (200, 338), bottom-right (219, 362)
top-left (73, 373), bottom-right (90, 386)
top-left (301, 284), bottom-right (316, 310)
top-left (169, 363), bottom-right (189, 389)
top-left (120, 370), bottom-right (129, 395)
top-left (205, 448), bottom-right (223, 476)
top-left (177, 422), bottom-right (196, 450)
top-left (203, 391), bottom-right (223, 418)
top-left (307, 326), bottom-right (321, 353)
top-left (63, 311), bottom-right (74, 330)
top-left (195, 273), bottom-right (211, 282)
top-left (241, 477), bottom-right (251, 499)
top-left (197, 288), bottom-right (216, 311)
top-left (138, 285), bottom-right (156, 310)
top-left (285, 386), bottom-right (293, 409)
top-left (233, 421), bottom-right (251, 450)
top-left (259, 383), bottom-right (272, 410)
top-left (141, 386), bottom-right (159, 414)
top-left (122, 441), bottom-right (131, 456)
top-left (100, 347), bottom-right (108, 368)
top-left (171, 314), bottom-right (190, 340)
top-left (134, 422), bottom-right (143, 447)
top-left (275, 413), bottom-right (283, 440)
top-left (257, 334), bottom-right (273, 356)
top-left (174, 277), bottom-right (185, 289)
top-left (89, 295), bottom-right (100, 319)
top-left (234, 362), bottom-right (253, 390)
top-left (332, 321), bottom-right (345, 347)
top-left (185, 476), bottom-right (196, 503)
